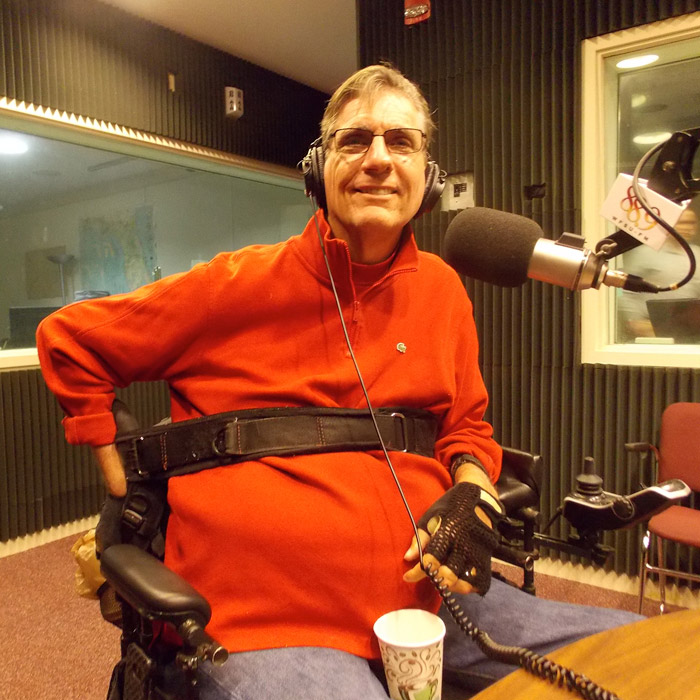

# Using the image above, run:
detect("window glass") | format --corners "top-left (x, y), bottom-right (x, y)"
top-left (0, 120), bottom-right (310, 359)
top-left (612, 51), bottom-right (700, 346)
top-left (580, 13), bottom-right (700, 368)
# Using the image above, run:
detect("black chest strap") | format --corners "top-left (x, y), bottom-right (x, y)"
top-left (116, 406), bottom-right (439, 482)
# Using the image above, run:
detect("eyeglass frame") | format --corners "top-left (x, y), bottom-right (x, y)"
top-left (328, 127), bottom-right (427, 156)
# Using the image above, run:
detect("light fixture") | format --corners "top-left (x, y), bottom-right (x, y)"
top-left (0, 132), bottom-right (29, 154)
top-left (630, 94), bottom-right (647, 108)
top-left (616, 54), bottom-right (659, 69)
top-left (633, 131), bottom-right (672, 145)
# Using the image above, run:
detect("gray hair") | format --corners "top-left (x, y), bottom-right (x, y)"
top-left (320, 64), bottom-right (435, 150)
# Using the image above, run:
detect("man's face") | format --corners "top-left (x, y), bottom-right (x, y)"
top-left (323, 91), bottom-right (427, 262)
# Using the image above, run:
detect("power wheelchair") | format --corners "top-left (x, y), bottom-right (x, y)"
top-left (95, 401), bottom-right (545, 700)
top-left (98, 402), bottom-right (687, 700)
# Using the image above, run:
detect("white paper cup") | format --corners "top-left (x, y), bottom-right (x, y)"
top-left (373, 609), bottom-right (446, 700)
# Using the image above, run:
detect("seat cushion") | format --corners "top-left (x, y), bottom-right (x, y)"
top-left (649, 505), bottom-right (700, 547)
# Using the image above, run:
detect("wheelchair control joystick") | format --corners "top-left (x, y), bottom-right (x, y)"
top-left (562, 457), bottom-right (691, 535)
top-left (515, 456), bottom-right (693, 568)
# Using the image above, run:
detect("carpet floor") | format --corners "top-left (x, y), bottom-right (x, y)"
top-left (0, 534), bottom-right (686, 700)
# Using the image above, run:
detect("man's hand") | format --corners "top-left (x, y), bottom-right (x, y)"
top-left (403, 462), bottom-right (502, 595)
top-left (93, 444), bottom-right (127, 497)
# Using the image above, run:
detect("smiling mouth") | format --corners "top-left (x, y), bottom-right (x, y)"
top-left (356, 187), bottom-right (397, 195)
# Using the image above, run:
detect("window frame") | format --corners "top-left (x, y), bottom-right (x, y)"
top-left (580, 11), bottom-right (700, 369)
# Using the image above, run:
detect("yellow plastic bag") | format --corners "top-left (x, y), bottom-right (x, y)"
top-left (71, 528), bottom-right (106, 599)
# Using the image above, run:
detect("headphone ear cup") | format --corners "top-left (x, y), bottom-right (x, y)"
top-left (301, 140), bottom-right (326, 211)
top-left (416, 159), bottom-right (446, 217)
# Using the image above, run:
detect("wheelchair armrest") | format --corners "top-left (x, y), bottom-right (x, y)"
top-left (496, 446), bottom-right (543, 516)
top-left (100, 543), bottom-right (212, 629)
top-left (625, 441), bottom-right (660, 462)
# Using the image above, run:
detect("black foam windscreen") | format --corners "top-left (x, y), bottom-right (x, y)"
top-left (443, 207), bottom-right (544, 287)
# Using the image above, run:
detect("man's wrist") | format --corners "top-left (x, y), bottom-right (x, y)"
top-left (450, 454), bottom-right (490, 482)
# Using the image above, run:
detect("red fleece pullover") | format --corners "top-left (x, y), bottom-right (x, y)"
top-left (37, 212), bottom-right (501, 658)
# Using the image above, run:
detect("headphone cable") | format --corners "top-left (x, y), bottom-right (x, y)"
top-left (305, 191), bottom-right (621, 700)
top-left (307, 205), bottom-right (426, 567)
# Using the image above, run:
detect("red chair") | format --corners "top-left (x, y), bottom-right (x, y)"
top-left (633, 402), bottom-right (700, 614)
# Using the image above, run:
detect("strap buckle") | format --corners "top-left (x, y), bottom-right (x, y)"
top-left (121, 434), bottom-right (171, 476)
top-left (122, 435), bottom-right (153, 477)
top-left (390, 412), bottom-right (409, 452)
top-left (212, 418), bottom-right (239, 457)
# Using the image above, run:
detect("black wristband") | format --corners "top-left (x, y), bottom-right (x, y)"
top-left (450, 454), bottom-right (490, 483)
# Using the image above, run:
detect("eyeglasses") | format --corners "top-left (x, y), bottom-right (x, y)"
top-left (329, 127), bottom-right (426, 155)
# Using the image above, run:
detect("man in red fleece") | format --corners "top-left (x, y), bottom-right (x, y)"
top-left (37, 65), bottom-right (640, 699)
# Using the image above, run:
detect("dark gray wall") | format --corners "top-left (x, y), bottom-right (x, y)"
top-left (2, 0), bottom-right (699, 581)
top-left (357, 0), bottom-right (700, 577)
top-left (0, 0), bottom-right (328, 167)
top-left (0, 0), bottom-right (326, 540)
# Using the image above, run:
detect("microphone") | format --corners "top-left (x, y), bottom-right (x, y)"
top-left (443, 207), bottom-right (659, 292)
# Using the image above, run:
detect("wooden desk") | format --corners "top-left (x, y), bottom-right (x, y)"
top-left (470, 609), bottom-right (700, 700)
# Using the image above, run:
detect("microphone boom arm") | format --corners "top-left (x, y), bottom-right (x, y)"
top-left (647, 126), bottom-right (700, 203)
top-left (597, 127), bottom-right (700, 262)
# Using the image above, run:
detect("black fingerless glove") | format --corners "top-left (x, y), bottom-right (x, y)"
top-left (417, 482), bottom-right (503, 595)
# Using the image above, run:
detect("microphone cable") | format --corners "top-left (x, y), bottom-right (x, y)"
top-left (630, 138), bottom-right (696, 292)
top-left (305, 197), bottom-right (622, 700)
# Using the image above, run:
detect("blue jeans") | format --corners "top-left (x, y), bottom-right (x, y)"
top-left (197, 577), bottom-right (642, 700)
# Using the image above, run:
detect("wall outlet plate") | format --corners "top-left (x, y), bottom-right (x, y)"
top-left (225, 87), bottom-right (244, 119)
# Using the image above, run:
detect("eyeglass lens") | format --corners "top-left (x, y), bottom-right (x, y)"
top-left (333, 128), bottom-right (424, 154)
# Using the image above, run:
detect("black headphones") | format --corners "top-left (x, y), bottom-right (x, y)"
top-left (299, 138), bottom-right (446, 217)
